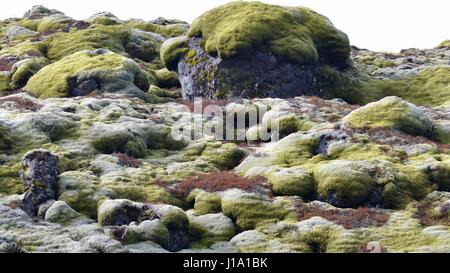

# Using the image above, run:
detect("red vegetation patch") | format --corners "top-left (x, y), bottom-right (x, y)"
top-left (0, 96), bottom-right (43, 111)
top-left (113, 152), bottom-right (141, 168)
top-left (296, 204), bottom-right (390, 229)
top-left (414, 201), bottom-right (450, 227)
top-left (155, 171), bottom-right (270, 199)
top-left (0, 57), bottom-right (14, 71)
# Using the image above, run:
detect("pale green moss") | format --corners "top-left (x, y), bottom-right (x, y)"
top-left (106, 184), bottom-right (181, 207)
top-left (273, 133), bottom-right (320, 166)
top-left (127, 20), bottom-right (188, 38)
top-left (44, 25), bottom-right (129, 60)
top-left (0, 73), bottom-right (11, 94)
top-left (438, 40), bottom-right (450, 48)
top-left (188, 1), bottom-right (349, 67)
top-left (314, 160), bottom-right (375, 208)
top-left (200, 142), bottom-right (247, 170)
top-left (0, 40), bottom-right (46, 58)
top-left (153, 68), bottom-right (180, 88)
top-left (187, 190), bottom-right (222, 215)
top-left (160, 36), bottom-right (188, 70)
top-left (343, 96), bottom-right (434, 138)
top-left (428, 162), bottom-right (450, 191)
top-left (20, 14), bottom-right (73, 33)
top-left (90, 132), bottom-right (148, 158)
top-left (362, 67), bottom-right (450, 107)
top-left (0, 163), bottom-right (23, 195)
top-left (267, 167), bottom-right (315, 198)
top-left (10, 57), bottom-right (49, 89)
top-left (222, 198), bottom-right (295, 231)
top-left (25, 50), bottom-right (149, 99)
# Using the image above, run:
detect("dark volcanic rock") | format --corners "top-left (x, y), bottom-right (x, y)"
top-left (178, 38), bottom-right (316, 101)
top-left (20, 149), bottom-right (59, 216)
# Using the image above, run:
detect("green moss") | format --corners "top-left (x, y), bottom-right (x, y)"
top-left (201, 142), bottom-right (247, 170)
top-left (10, 57), bottom-right (49, 89)
top-left (313, 65), bottom-right (365, 104)
top-left (0, 163), bottom-right (24, 195)
top-left (153, 68), bottom-right (180, 88)
top-left (362, 67), bottom-right (450, 107)
top-left (25, 50), bottom-right (149, 99)
top-left (188, 1), bottom-right (349, 67)
top-left (188, 190), bottom-right (222, 215)
top-left (148, 85), bottom-right (180, 99)
top-left (222, 198), bottom-right (294, 231)
top-left (44, 25), bottom-right (129, 61)
top-left (314, 160), bottom-right (375, 208)
top-left (438, 40), bottom-right (450, 48)
top-left (0, 40), bottom-right (46, 58)
top-left (157, 206), bottom-right (190, 230)
top-left (360, 56), bottom-right (396, 68)
top-left (428, 162), bottom-right (450, 191)
top-left (106, 185), bottom-right (181, 207)
top-left (0, 73), bottom-right (11, 94)
top-left (91, 132), bottom-right (148, 158)
top-left (160, 36), bottom-right (189, 70)
top-left (127, 20), bottom-right (188, 38)
top-left (20, 14), bottom-right (72, 33)
top-left (297, 227), bottom-right (339, 253)
top-left (343, 96), bottom-right (434, 138)
top-left (267, 167), bottom-right (315, 198)
top-left (273, 133), bottom-right (320, 166)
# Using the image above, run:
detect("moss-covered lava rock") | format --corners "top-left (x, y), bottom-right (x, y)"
top-left (25, 49), bottom-right (151, 100)
top-left (163, 1), bottom-right (351, 100)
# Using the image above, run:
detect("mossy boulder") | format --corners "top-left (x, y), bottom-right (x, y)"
top-left (3, 25), bottom-right (38, 42)
top-left (187, 190), bottom-right (222, 215)
top-left (343, 96), bottom-right (435, 138)
top-left (87, 12), bottom-right (122, 25)
top-left (25, 49), bottom-right (151, 100)
top-left (44, 25), bottom-right (128, 61)
top-left (314, 160), bottom-right (376, 208)
top-left (267, 167), bottom-right (315, 198)
top-left (200, 142), bottom-right (247, 170)
top-left (44, 201), bottom-right (83, 224)
top-left (10, 57), bottom-right (49, 89)
top-left (122, 219), bottom-right (169, 248)
top-left (221, 193), bottom-right (296, 231)
top-left (428, 162), bottom-right (450, 191)
top-left (154, 68), bottom-right (180, 88)
top-left (438, 40), bottom-right (450, 49)
top-left (20, 13), bottom-right (73, 33)
top-left (163, 1), bottom-right (351, 100)
top-left (97, 199), bottom-right (145, 226)
top-left (127, 19), bottom-right (189, 38)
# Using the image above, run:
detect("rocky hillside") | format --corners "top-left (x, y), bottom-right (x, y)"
top-left (0, 3), bottom-right (449, 253)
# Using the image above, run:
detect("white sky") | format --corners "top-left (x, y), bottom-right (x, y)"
top-left (1, 0), bottom-right (449, 52)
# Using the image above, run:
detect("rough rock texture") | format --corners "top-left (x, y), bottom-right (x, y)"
top-left (0, 4), bottom-right (449, 253)
top-left (162, 2), bottom-right (351, 100)
top-left (20, 149), bottom-right (59, 216)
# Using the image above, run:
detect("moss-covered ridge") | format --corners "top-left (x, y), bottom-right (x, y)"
top-left (24, 49), bottom-right (151, 99)
top-left (187, 1), bottom-right (350, 67)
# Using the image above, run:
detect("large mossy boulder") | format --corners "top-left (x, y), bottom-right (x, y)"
top-left (343, 96), bottom-right (435, 138)
top-left (161, 1), bottom-right (351, 100)
top-left (24, 49), bottom-right (151, 100)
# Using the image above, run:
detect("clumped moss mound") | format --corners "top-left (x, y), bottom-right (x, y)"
top-left (127, 20), bottom-right (188, 38)
top-left (362, 67), bottom-right (450, 107)
top-left (343, 96), bottom-right (435, 138)
top-left (188, 1), bottom-right (350, 67)
top-left (25, 49), bottom-right (150, 99)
